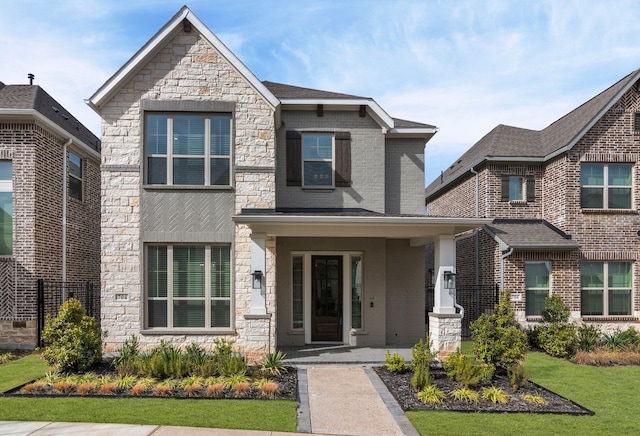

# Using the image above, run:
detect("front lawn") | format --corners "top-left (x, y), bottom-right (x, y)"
top-left (0, 353), bottom-right (297, 432)
top-left (406, 351), bottom-right (640, 435)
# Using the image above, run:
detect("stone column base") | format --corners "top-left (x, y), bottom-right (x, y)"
top-left (243, 314), bottom-right (272, 363)
top-left (428, 312), bottom-right (461, 362)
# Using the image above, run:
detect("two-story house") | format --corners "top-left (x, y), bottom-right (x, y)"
top-left (88, 6), bottom-right (488, 360)
top-left (426, 69), bottom-right (640, 334)
top-left (0, 80), bottom-right (101, 349)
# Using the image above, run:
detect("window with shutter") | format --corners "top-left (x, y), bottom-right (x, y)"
top-left (286, 131), bottom-right (302, 186)
top-left (634, 112), bottom-right (640, 132)
top-left (286, 131), bottom-right (352, 188)
top-left (526, 176), bottom-right (535, 202)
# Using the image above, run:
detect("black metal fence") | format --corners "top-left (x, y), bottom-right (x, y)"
top-left (36, 279), bottom-right (100, 347)
top-left (426, 283), bottom-right (499, 339)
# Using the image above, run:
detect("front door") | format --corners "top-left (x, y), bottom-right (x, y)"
top-left (311, 255), bottom-right (343, 342)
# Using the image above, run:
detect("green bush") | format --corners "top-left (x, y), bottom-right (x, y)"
top-left (443, 349), bottom-right (490, 388)
top-left (41, 298), bottom-right (102, 373)
top-left (471, 290), bottom-right (528, 372)
top-left (539, 323), bottom-right (578, 358)
top-left (384, 350), bottom-right (408, 373)
top-left (577, 323), bottom-right (601, 352)
top-left (602, 327), bottom-right (640, 351)
top-left (410, 336), bottom-right (435, 391)
top-left (507, 363), bottom-right (529, 393)
top-left (541, 294), bottom-right (570, 324)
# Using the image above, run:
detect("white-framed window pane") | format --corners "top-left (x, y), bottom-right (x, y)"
top-left (69, 176), bottom-right (82, 201)
top-left (509, 177), bottom-right (523, 201)
top-left (608, 164), bottom-right (632, 185)
top-left (211, 246), bottom-right (230, 298)
top-left (581, 164), bottom-right (604, 185)
top-left (581, 289), bottom-right (603, 315)
top-left (608, 188), bottom-right (631, 209)
top-left (148, 300), bottom-right (167, 327)
top-left (211, 300), bottom-right (231, 328)
top-left (609, 290), bottom-right (631, 316)
top-left (608, 262), bottom-right (631, 288)
top-left (581, 262), bottom-right (604, 288)
top-left (525, 262), bottom-right (549, 288)
top-left (304, 162), bottom-right (332, 186)
top-left (146, 115), bottom-right (168, 155)
top-left (526, 289), bottom-right (548, 316)
top-left (581, 187), bottom-right (603, 208)
top-left (210, 158), bottom-right (230, 186)
top-left (69, 153), bottom-right (82, 178)
top-left (173, 158), bottom-right (205, 185)
top-left (210, 115), bottom-right (231, 156)
top-left (292, 256), bottom-right (303, 329)
top-left (351, 256), bottom-right (363, 329)
top-left (173, 246), bottom-right (205, 298)
top-left (68, 152), bottom-right (82, 201)
top-left (148, 246), bottom-right (167, 298)
top-left (147, 157), bottom-right (167, 185)
top-left (173, 115), bottom-right (205, 155)
top-left (0, 191), bottom-right (12, 256)
top-left (0, 162), bottom-right (12, 181)
top-left (303, 134), bottom-right (332, 159)
top-left (173, 300), bottom-right (205, 327)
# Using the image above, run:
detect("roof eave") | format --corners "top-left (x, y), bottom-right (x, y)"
top-left (279, 98), bottom-right (394, 130)
top-left (87, 6), bottom-right (279, 113)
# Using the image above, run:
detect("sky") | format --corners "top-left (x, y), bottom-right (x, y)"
top-left (2, 0), bottom-right (640, 185)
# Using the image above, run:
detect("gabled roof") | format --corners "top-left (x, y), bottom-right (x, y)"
top-left (426, 69), bottom-right (640, 199)
top-left (0, 84), bottom-right (101, 154)
top-left (88, 6), bottom-right (279, 111)
top-left (484, 219), bottom-right (580, 252)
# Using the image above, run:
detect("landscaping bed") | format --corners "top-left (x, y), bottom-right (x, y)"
top-left (374, 366), bottom-right (592, 415)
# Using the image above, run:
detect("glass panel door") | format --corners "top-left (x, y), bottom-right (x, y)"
top-left (311, 256), bottom-right (343, 342)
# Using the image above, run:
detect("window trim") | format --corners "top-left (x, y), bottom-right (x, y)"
top-left (144, 113), bottom-right (233, 188)
top-left (68, 151), bottom-right (83, 201)
top-left (500, 175), bottom-right (535, 202)
top-left (0, 161), bottom-right (12, 257)
top-left (302, 132), bottom-right (335, 189)
top-left (144, 244), bottom-right (234, 332)
top-left (580, 261), bottom-right (633, 317)
top-left (580, 163), bottom-right (633, 210)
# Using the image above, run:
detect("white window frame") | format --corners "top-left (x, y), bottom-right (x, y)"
top-left (581, 261), bottom-right (633, 316)
top-left (145, 244), bottom-right (233, 331)
top-left (525, 261), bottom-right (550, 316)
top-left (302, 133), bottom-right (335, 188)
top-left (580, 163), bottom-right (633, 210)
top-left (508, 176), bottom-right (524, 201)
top-left (0, 161), bottom-right (12, 256)
top-left (145, 113), bottom-right (232, 187)
top-left (68, 151), bottom-right (83, 201)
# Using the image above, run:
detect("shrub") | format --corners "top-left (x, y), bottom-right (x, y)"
top-left (507, 363), bottom-right (529, 393)
top-left (577, 323), bottom-right (601, 352)
top-left (539, 322), bottom-right (578, 359)
top-left (450, 387), bottom-right (479, 404)
top-left (417, 385), bottom-right (446, 405)
top-left (541, 294), bottom-right (570, 324)
top-left (410, 336), bottom-right (436, 391)
top-left (184, 383), bottom-right (203, 396)
top-left (443, 349), bottom-right (489, 388)
top-left (76, 382), bottom-right (97, 395)
top-left (53, 381), bottom-right (75, 393)
top-left (41, 298), bottom-right (102, 373)
top-left (206, 383), bottom-right (225, 395)
top-left (471, 291), bottom-right (528, 372)
top-left (131, 383), bottom-right (148, 396)
top-left (261, 351), bottom-right (288, 376)
top-left (521, 393), bottom-right (547, 405)
top-left (259, 382), bottom-right (279, 396)
top-left (0, 352), bottom-right (14, 364)
top-left (99, 382), bottom-right (117, 394)
top-left (22, 382), bottom-right (45, 393)
top-left (602, 327), bottom-right (640, 351)
top-left (112, 334), bottom-right (140, 375)
top-left (234, 381), bottom-right (251, 394)
top-left (154, 385), bottom-right (172, 396)
top-left (481, 386), bottom-right (509, 404)
top-left (115, 375), bottom-right (138, 389)
top-left (384, 350), bottom-right (408, 373)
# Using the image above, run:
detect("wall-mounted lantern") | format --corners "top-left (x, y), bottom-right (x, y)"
top-left (251, 270), bottom-right (263, 289)
top-left (443, 271), bottom-right (456, 289)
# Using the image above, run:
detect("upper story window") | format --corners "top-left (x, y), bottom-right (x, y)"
top-left (634, 112), bottom-right (640, 132)
top-left (146, 113), bottom-right (231, 186)
top-left (580, 163), bottom-right (632, 209)
top-left (0, 161), bottom-right (12, 256)
top-left (500, 175), bottom-right (535, 202)
top-left (68, 152), bottom-right (83, 201)
top-left (525, 261), bottom-right (550, 316)
top-left (286, 131), bottom-right (351, 188)
top-left (581, 261), bottom-right (632, 316)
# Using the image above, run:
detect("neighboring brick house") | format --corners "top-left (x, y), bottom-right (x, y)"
top-left (88, 6), bottom-right (488, 360)
top-left (0, 81), bottom-right (101, 349)
top-left (426, 69), bottom-right (640, 334)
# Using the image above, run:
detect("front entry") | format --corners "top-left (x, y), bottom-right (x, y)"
top-left (311, 256), bottom-right (343, 342)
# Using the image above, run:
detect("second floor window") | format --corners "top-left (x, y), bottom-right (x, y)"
top-left (146, 113), bottom-right (231, 186)
top-left (0, 161), bottom-right (12, 256)
top-left (68, 152), bottom-right (82, 201)
top-left (286, 131), bottom-right (352, 188)
top-left (500, 175), bottom-right (535, 202)
top-left (303, 133), bottom-right (333, 187)
top-left (580, 163), bottom-right (632, 209)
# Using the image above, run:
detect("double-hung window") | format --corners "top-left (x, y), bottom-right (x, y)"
top-left (581, 163), bottom-right (632, 209)
top-left (500, 175), bottom-right (535, 202)
top-left (68, 152), bottom-right (82, 200)
top-left (146, 244), bottom-right (232, 329)
top-left (525, 261), bottom-right (550, 316)
top-left (303, 133), bottom-right (334, 187)
top-left (146, 113), bottom-right (231, 186)
top-left (581, 262), bottom-right (632, 316)
top-left (0, 161), bottom-right (12, 256)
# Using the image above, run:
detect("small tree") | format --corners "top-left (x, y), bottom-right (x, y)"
top-left (471, 290), bottom-right (528, 373)
top-left (41, 298), bottom-right (102, 373)
top-left (537, 294), bottom-right (577, 359)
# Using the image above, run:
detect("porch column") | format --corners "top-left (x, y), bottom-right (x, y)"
top-left (429, 234), bottom-right (461, 360)
top-left (250, 233), bottom-right (267, 315)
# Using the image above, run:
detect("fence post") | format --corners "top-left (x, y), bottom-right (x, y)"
top-left (37, 279), bottom-right (44, 348)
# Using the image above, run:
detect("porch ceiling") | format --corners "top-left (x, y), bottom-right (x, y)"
top-left (232, 214), bottom-right (491, 244)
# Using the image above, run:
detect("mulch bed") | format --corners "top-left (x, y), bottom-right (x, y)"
top-left (6, 364), bottom-right (297, 401)
top-left (374, 366), bottom-right (593, 415)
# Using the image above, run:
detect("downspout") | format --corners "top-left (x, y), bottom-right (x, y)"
top-left (62, 138), bottom-right (72, 283)
top-left (500, 248), bottom-right (514, 291)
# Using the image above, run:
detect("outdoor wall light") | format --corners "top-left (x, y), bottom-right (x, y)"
top-left (251, 270), bottom-right (263, 289)
top-left (443, 271), bottom-right (456, 289)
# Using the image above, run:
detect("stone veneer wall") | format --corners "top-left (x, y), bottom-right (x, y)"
top-left (99, 29), bottom-right (276, 359)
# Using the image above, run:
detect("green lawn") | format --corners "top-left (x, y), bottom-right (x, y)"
top-left (0, 354), bottom-right (297, 432)
top-left (407, 350), bottom-right (640, 436)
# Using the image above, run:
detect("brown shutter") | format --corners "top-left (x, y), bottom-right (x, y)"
top-left (501, 176), bottom-right (510, 201)
top-left (526, 176), bottom-right (535, 202)
top-left (334, 132), bottom-right (352, 187)
top-left (286, 131), bottom-right (302, 186)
